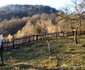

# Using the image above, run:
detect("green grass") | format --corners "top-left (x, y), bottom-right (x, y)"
top-left (0, 35), bottom-right (85, 70)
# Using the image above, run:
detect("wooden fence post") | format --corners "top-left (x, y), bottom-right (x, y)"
top-left (36, 35), bottom-right (38, 41)
top-left (33, 35), bottom-right (35, 42)
top-left (0, 42), bottom-right (3, 65)
top-left (74, 29), bottom-right (78, 44)
top-left (56, 32), bottom-right (58, 37)
top-left (47, 40), bottom-right (50, 52)
top-left (12, 37), bottom-right (15, 49)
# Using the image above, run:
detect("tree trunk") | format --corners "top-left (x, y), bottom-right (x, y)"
top-left (79, 15), bottom-right (82, 34)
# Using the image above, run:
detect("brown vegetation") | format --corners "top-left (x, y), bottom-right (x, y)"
top-left (0, 17), bottom-right (29, 36)
top-left (20, 14), bottom-right (57, 35)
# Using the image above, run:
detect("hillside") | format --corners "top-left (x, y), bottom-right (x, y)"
top-left (0, 4), bottom-right (58, 21)
top-left (17, 11), bottom-right (85, 36)
top-left (0, 17), bottom-right (30, 36)
top-left (0, 4), bottom-right (59, 36)
top-left (0, 3), bottom-right (85, 70)
top-left (0, 4), bottom-right (85, 37)
top-left (20, 13), bottom-right (57, 35)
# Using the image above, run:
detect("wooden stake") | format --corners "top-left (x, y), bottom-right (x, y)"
top-left (47, 40), bottom-right (50, 52)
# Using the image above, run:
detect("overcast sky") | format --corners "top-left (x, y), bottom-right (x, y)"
top-left (0, 0), bottom-right (72, 9)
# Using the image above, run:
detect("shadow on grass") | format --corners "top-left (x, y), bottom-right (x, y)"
top-left (57, 52), bottom-right (85, 54)
top-left (0, 63), bottom-right (83, 70)
top-left (0, 63), bottom-right (6, 66)
top-left (51, 51), bottom-right (85, 54)
top-left (0, 63), bottom-right (51, 70)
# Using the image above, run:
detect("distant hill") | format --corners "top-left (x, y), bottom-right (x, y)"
top-left (0, 4), bottom-right (59, 21)
top-left (0, 4), bottom-right (85, 37)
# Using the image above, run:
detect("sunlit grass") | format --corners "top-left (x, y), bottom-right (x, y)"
top-left (0, 35), bottom-right (85, 70)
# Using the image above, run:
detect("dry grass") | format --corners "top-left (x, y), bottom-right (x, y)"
top-left (0, 35), bottom-right (85, 70)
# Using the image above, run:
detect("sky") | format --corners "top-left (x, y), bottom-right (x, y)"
top-left (0, 0), bottom-right (72, 9)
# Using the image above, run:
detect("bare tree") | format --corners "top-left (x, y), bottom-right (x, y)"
top-left (58, 3), bottom-right (79, 44)
top-left (61, 0), bottom-right (85, 44)
top-left (69, 0), bottom-right (85, 44)
top-left (72, 0), bottom-right (85, 34)
top-left (79, 0), bottom-right (85, 10)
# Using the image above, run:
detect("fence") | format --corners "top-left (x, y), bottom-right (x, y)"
top-left (2, 32), bottom-right (74, 50)
top-left (2, 30), bottom-right (85, 50)
top-left (0, 31), bottom-right (85, 64)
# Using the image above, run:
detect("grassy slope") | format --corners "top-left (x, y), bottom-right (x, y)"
top-left (0, 35), bottom-right (85, 70)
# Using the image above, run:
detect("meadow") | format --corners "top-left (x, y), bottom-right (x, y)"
top-left (0, 35), bottom-right (85, 70)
